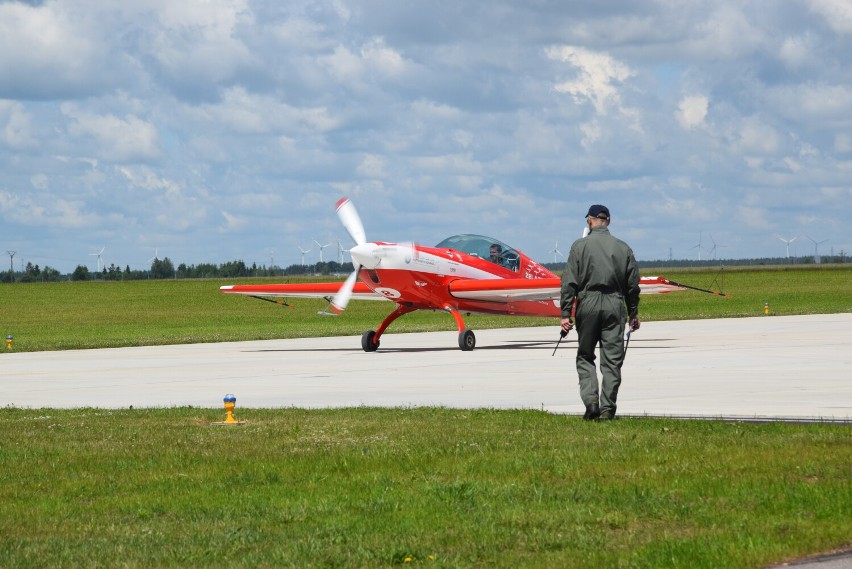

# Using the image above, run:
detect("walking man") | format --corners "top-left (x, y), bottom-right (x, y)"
top-left (560, 205), bottom-right (641, 420)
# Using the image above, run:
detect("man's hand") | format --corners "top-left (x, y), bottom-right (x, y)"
top-left (561, 317), bottom-right (575, 333)
top-left (629, 315), bottom-right (640, 332)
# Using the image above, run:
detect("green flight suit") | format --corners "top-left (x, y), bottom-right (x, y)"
top-left (560, 226), bottom-right (640, 416)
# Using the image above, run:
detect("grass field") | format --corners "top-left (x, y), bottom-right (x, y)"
top-left (1, 265), bottom-right (850, 353)
top-left (1, 266), bottom-right (850, 567)
top-left (1, 408), bottom-right (850, 568)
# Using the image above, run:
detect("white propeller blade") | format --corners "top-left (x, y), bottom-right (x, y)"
top-left (336, 197), bottom-right (366, 246)
top-left (329, 268), bottom-right (359, 314)
top-left (323, 197), bottom-right (367, 315)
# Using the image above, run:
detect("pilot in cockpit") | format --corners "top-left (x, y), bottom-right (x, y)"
top-left (489, 244), bottom-right (506, 266)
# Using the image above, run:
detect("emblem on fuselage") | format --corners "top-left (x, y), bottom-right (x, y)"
top-left (374, 287), bottom-right (401, 299)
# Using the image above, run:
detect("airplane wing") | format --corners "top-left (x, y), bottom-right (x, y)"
top-left (222, 276), bottom-right (694, 304)
top-left (448, 278), bottom-right (561, 302)
top-left (447, 276), bottom-right (687, 303)
top-left (220, 282), bottom-right (389, 301)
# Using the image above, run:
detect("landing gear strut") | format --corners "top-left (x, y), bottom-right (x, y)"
top-left (360, 304), bottom-right (477, 352)
top-left (360, 305), bottom-right (416, 352)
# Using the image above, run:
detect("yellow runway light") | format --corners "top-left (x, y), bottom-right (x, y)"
top-left (212, 394), bottom-right (246, 426)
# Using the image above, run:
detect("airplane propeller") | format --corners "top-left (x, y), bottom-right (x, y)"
top-left (328, 197), bottom-right (365, 314)
top-left (336, 197), bottom-right (366, 247)
top-left (326, 197), bottom-right (418, 314)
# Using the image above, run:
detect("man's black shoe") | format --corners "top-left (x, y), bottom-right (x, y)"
top-left (583, 403), bottom-right (600, 421)
top-left (598, 410), bottom-right (615, 420)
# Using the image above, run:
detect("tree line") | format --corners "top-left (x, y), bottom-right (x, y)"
top-left (1, 258), bottom-right (356, 283)
top-left (2, 253), bottom-right (847, 283)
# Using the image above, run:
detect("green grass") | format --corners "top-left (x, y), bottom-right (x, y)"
top-left (2, 266), bottom-right (850, 566)
top-left (1, 265), bottom-right (850, 353)
top-left (1, 407), bottom-right (849, 568)
top-left (639, 265), bottom-right (852, 320)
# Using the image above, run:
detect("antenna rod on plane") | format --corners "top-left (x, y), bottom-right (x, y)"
top-left (660, 277), bottom-right (731, 298)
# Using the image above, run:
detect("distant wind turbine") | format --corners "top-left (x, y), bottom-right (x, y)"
top-left (297, 244), bottom-right (312, 265)
top-left (6, 251), bottom-right (15, 281)
top-left (706, 234), bottom-right (727, 260)
top-left (689, 233), bottom-right (704, 261)
top-left (549, 241), bottom-right (563, 263)
top-left (805, 235), bottom-right (827, 264)
top-left (89, 246), bottom-right (105, 271)
top-left (314, 240), bottom-right (331, 263)
top-left (776, 235), bottom-right (798, 259)
top-left (707, 234), bottom-right (717, 260)
top-left (337, 240), bottom-right (348, 264)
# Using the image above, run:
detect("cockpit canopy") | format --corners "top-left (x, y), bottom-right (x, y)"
top-left (435, 234), bottom-right (520, 271)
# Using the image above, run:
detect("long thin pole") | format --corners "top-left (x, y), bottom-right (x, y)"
top-left (6, 251), bottom-right (15, 282)
top-left (660, 277), bottom-right (731, 298)
top-left (551, 329), bottom-right (568, 356)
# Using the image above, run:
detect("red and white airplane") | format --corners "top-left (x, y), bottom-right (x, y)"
top-left (221, 197), bottom-right (713, 351)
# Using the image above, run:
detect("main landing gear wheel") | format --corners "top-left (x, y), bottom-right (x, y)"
top-left (458, 328), bottom-right (476, 351)
top-left (361, 330), bottom-right (379, 352)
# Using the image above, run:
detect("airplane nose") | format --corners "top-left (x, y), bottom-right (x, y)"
top-left (349, 243), bottom-right (382, 269)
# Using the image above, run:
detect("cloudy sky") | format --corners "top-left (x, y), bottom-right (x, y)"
top-left (1, 0), bottom-right (851, 273)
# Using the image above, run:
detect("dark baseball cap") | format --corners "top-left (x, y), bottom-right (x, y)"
top-left (586, 204), bottom-right (610, 219)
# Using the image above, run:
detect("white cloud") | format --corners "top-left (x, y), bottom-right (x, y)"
top-left (191, 87), bottom-right (341, 135)
top-left (413, 153), bottom-right (482, 176)
top-left (772, 84), bottom-right (852, 125)
top-left (783, 157), bottom-right (802, 173)
top-left (31, 174), bottom-right (49, 190)
top-left (737, 118), bottom-right (782, 156)
top-left (0, 2), bottom-right (103, 97)
top-left (221, 210), bottom-right (248, 231)
top-left (808, 0), bottom-right (852, 34)
top-left (548, 45), bottom-right (634, 115)
top-left (779, 34), bottom-right (815, 70)
top-left (356, 154), bottom-right (386, 179)
top-left (691, 5), bottom-right (767, 58)
top-left (676, 95), bottom-right (709, 130)
top-left (273, 18), bottom-right (331, 50)
top-left (62, 105), bottom-right (160, 162)
top-left (319, 37), bottom-right (411, 90)
top-left (0, 190), bottom-right (120, 229)
top-left (0, 101), bottom-right (35, 148)
top-left (835, 133), bottom-right (852, 154)
top-left (580, 120), bottom-right (602, 147)
top-left (361, 37), bottom-right (407, 76)
top-left (737, 205), bottom-right (773, 230)
top-left (445, 185), bottom-right (535, 225)
top-left (411, 99), bottom-right (463, 121)
top-left (119, 166), bottom-right (181, 198)
top-left (147, 0), bottom-right (256, 89)
top-left (118, 166), bottom-right (206, 231)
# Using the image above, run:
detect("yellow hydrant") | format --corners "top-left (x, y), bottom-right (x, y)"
top-left (764, 302), bottom-right (769, 315)
top-left (212, 393), bottom-right (246, 426)
top-left (5, 335), bottom-right (12, 350)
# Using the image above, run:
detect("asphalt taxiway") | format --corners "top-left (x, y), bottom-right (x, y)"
top-left (2, 313), bottom-right (851, 421)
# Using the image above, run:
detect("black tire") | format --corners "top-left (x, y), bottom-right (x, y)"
top-left (361, 330), bottom-right (379, 352)
top-left (458, 329), bottom-right (476, 351)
